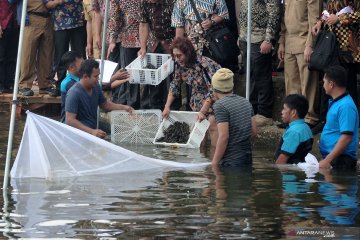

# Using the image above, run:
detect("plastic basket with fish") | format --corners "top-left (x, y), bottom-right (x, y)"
top-left (125, 53), bottom-right (174, 85)
top-left (153, 111), bottom-right (210, 148)
top-left (111, 110), bottom-right (162, 145)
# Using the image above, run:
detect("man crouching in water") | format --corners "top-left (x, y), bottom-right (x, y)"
top-left (211, 68), bottom-right (257, 168)
top-left (275, 94), bottom-right (313, 164)
top-left (65, 59), bottom-right (134, 138)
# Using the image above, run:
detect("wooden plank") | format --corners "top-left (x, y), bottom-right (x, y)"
top-left (0, 93), bottom-right (61, 104)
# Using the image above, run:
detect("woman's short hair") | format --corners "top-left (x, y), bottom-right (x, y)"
top-left (170, 37), bottom-right (197, 66)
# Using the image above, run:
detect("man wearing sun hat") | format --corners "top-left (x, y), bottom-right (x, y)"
top-left (211, 68), bottom-right (257, 168)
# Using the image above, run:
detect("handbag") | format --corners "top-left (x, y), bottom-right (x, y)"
top-left (188, 0), bottom-right (240, 64)
top-left (308, 30), bottom-right (340, 71)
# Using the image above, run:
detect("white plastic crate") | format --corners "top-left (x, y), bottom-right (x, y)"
top-left (153, 111), bottom-right (210, 148)
top-left (125, 53), bottom-right (174, 85)
top-left (111, 110), bottom-right (162, 145)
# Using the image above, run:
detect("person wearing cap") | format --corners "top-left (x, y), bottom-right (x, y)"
top-left (211, 68), bottom-right (257, 167)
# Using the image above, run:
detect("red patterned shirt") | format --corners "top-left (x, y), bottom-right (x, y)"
top-left (0, 0), bottom-right (16, 29)
top-left (109, 0), bottom-right (140, 48)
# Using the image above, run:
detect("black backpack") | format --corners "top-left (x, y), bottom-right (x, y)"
top-left (308, 30), bottom-right (340, 71)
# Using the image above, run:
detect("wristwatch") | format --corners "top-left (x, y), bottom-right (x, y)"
top-left (265, 37), bottom-right (272, 45)
top-left (211, 19), bottom-right (216, 25)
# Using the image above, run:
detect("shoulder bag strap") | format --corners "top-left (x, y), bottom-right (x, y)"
top-left (199, 64), bottom-right (212, 83)
top-left (188, 0), bottom-right (203, 24)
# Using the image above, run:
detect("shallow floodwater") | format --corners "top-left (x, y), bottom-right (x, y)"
top-left (0, 111), bottom-right (359, 239)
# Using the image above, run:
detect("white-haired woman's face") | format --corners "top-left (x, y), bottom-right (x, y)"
top-left (172, 48), bottom-right (187, 67)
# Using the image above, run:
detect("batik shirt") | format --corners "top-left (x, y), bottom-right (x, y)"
top-left (171, 0), bottom-right (229, 56)
top-left (322, 0), bottom-right (360, 63)
top-left (170, 56), bottom-right (220, 112)
top-left (140, 0), bottom-right (175, 52)
top-left (237, 0), bottom-right (280, 43)
top-left (109, 0), bottom-right (140, 48)
top-left (92, 0), bottom-right (105, 15)
top-left (47, 0), bottom-right (85, 31)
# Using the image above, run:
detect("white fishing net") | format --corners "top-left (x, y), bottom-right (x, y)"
top-left (10, 112), bottom-right (209, 179)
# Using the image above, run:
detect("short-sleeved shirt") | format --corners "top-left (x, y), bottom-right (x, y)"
top-left (60, 73), bottom-right (80, 123)
top-left (170, 57), bottom-right (220, 112)
top-left (171, 0), bottom-right (229, 55)
top-left (275, 119), bottom-right (313, 164)
top-left (320, 93), bottom-right (359, 160)
top-left (109, 0), bottom-right (140, 48)
top-left (213, 95), bottom-right (254, 166)
top-left (65, 83), bottom-right (106, 129)
top-left (140, 0), bottom-right (175, 41)
top-left (46, 0), bottom-right (84, 31)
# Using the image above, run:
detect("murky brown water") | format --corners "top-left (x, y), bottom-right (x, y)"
top-left (0, 110), bottom-right (359, 239)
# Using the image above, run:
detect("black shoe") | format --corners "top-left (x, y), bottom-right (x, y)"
top-left (277, 122), bottom-right (288, 129)
top-left (40, 87), bottom-right (59, 96)
top-left (19, 88), bottom-right (34, 96)
top-left (40, 87), bottom-right (60, 97)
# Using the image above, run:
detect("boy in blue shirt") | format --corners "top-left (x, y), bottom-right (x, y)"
top-left (319, 65), bottom-right (358, 170)
top-left (275, 94), bottom-right (313, 164)
top-left (60, 51), bottom-right (83, 122)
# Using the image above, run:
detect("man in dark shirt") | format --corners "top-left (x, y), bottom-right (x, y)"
top-left (138, 0), bottom-right (180, 110)
top-left (66, 59), bottom-right (134, 138)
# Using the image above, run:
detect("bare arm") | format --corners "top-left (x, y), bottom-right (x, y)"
top-left (45, 0), bottom-right (64, 9)
top-left (212, 122), bottom-right (229, 166)
top-left (138, 23), bottom-right (149, 57)
top-left (66, 112), bottom-right (106, 138)
top-left (276, 153), bottom-right (290, 164)
top-left (93, 11), bottom-right (102, 50)
top-left (319, 134), bottom-right (353, 168)
top-left (86, 20), bottom-right (93, 58)
top-left (101, 101), bottom-right (134, 113)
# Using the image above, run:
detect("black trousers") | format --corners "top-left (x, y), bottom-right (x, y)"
top-left (54, 26), bottom-right (87, 85)
top-left (0, 26), bottom-right (19, 90)
top-left (112, 47), bottom-right (140, 109)
top-left (242, 42), bottom-right (274, 118)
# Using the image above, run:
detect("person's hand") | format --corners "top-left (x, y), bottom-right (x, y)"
top-left (162, 105), bottom-right (171, 119)
top-left (107, 42), bottom-right (116, 59)
top-left (277, 43), bottom-right (285, 61)
top-left (86, 43), bottom-right (93, 59)
top-left (260, 41), bottom-right (272, 54)
top-left (95, 35), bottom-right (102, 51)
top-left (326, 14), bottom-right (339, 25)
top-left (304, 46), bottom-right (313, 63)
top-left (312, 21), bottom-right (322, 36)
top-left (196, 111), bottom-right (206, 122)
top-left (319, 158), bottom-right (332, 169)
top-left (201, 19), bottom-right (212, 30)
top-left (125, 105), bottom-right (134, 114)
top-left (92, 129), bottom-right (106, 138)
top-left (138, 48), bottom-right (146, 58)
top-left (113, 69), bottom-right (129, 80)
top-left (0, 26), bottom-right (3, 38)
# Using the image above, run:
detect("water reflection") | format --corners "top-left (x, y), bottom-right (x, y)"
top-left (317, 169), bottom-right (359, 225)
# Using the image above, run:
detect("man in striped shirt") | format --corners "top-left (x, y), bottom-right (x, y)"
top-left (211, 68), bottom-right (256, 168)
